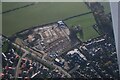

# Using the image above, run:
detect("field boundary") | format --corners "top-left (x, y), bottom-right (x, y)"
top-left (9, 11), bottom-right (92, 39)
top-left (2, 3), bottom-right (35, 14)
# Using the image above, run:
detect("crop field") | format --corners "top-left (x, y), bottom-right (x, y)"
top-left (2, 2), bottom-right (110, 41)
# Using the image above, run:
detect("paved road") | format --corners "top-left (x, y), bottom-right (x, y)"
top-left (69, 65), bottom-right (80, 74)
top-left (11, 40), bottom-right (71, 78)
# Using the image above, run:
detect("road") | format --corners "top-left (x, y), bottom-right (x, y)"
top-left (69, 65), bottom-right (80, 74)
top-left (9, 40), bottom-right (71, 78)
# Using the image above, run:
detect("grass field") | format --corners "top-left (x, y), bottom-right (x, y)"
top-left (2, 2), bottom-right (110, 41)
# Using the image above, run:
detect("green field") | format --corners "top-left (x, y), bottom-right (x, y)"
top-left (2, 2), bottom-right (110, 41)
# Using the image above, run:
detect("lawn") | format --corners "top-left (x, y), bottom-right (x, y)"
top-left (65, 13), bottom-right (98, 41)
top-left (2, 2), bottom-right (110, 41)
